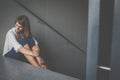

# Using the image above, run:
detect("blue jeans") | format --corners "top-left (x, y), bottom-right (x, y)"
top-left (5, 37), bottom-right (35, 63)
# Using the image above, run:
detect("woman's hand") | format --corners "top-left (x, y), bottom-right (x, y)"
top-left (32, 51), bottom-right (40, 57)
top-left (36, 56), bottom-right (44, 65)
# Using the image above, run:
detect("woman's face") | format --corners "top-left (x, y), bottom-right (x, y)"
top-left (15, 22), bottom-right (24, 33)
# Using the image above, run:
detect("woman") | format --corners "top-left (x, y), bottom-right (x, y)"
top-left (3, 15), bottom-right (46, 68)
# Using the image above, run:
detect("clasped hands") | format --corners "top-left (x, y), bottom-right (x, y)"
top-left (32, 51), bottom-right (40, 57)
top-left (32, 51), bottom-right (44, 66)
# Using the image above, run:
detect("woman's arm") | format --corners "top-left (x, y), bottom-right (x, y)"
top-left (32, 44), bottom-right (44, 65)
top-left (20, 43), bottom-right (40, 67)
top-left (32, 44), bottom-right (40, 53)
top-left (18, 46), bottom-right (40, 57)
top-left (18, 46), bottom-right (32, 56)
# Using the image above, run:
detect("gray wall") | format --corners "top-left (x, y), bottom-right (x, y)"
top-left (86, 0), bottom-right (114, 80)
top-left (0, 0), bottom-right (88, 79)
top-left (110, 0), bottom-right (120, 79)
top-left (86, 0), bottom-right (120, 80)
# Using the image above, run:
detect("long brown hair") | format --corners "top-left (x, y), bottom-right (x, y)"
top-left (15, 15), bottom-right (31, 38)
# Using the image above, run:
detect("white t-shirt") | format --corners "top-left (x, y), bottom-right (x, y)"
top-left (3, 27), bottom-right (38, 56)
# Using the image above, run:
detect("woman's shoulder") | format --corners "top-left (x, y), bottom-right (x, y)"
top-left (7, 27), bottom-right (16, 35)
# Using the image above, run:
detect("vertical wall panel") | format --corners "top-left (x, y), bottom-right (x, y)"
top-left (110, 0), bottom-right (120, 80)
top-left (86, 0), bottom-right (100, 80)
top-left (97, 0), bottom-right (114, 80)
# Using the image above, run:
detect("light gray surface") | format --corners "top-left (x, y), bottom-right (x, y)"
top-left (0, 56), bottom-right (80, 80)
top-left (86, 0), bottom-right (100, 80)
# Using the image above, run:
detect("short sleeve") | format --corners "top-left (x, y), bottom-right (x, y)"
top-left (7, 32), bottom-right (22, 52)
